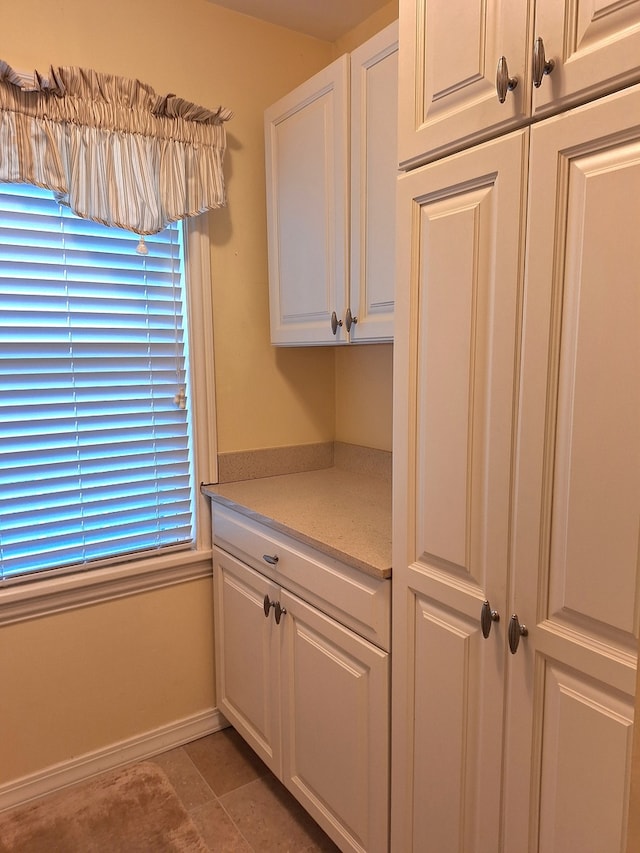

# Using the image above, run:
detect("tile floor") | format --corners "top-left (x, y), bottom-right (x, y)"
top-left (149, 726), bottom-right (341, 852)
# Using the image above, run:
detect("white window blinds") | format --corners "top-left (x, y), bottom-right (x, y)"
top-left (0, 183), bottom-right (194, 582)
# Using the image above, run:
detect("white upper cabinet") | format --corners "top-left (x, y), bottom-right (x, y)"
top-left (265, 56), bottom-right (350, 345)
top-left (349, 21), bottom-right (399, 342)
top-left (398, 0), bottom-right (640, 169)
top-left (533, 0), bottom-right (640, 117)
top-left (265, 22), bottom-right (398, 345)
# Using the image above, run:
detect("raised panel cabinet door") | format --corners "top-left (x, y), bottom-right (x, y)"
top-left (397, 0), bottom-right (531, 169)
top-left (391, 130), bottom-right (528, 853)
top-left (278, 589), bottom-right (390, 853)
top-left (503, 84), bottom-right (640, 852)
top-left (349, 20), bottom-right (398, 342)
top-left (265, 56), bottom-right (349, 345)
top-left (532, 0), bottom-right (640, 118)
top-left (212, 548), bottom-right (282, 776)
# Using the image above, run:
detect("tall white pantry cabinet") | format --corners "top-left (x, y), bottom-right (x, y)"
top-left (391, 2), bottom-right (640, 852)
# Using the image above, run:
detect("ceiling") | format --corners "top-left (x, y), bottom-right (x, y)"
top-left (206, 0), bottom-right (391, 42)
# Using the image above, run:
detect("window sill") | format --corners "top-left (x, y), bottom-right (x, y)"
top-left (0, 549), bottom-right (213, 626)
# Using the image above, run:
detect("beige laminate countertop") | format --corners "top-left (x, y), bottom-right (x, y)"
top-left (202, 467), bottom-right (392, 580)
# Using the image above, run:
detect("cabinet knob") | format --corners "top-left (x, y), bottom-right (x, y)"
top-left (532, 37), bottom-right (555, 88)
top-left (508, 614), bottom-right (528, 654)
top-left (330, 311), bottom-right (343, 335)
top-left (263, 594), bottom-right (274, 618)
top-left (345, 307), bottom-right (358, 333)
top-left (262, 554), bottom-right (279, 566)
top-left (480, 600), bottom-right (500, 639)
top-left (274, 601), bottom-right (287, 625)
top-left (496, 56), bottom-right (518, 103)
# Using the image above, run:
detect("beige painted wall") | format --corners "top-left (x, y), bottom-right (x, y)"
top-left (0, 0), bottom-right (396, 792)
top-left (335, 345), bottom-right (393, 450)
top-left (0, 578), bottom-right (215, 786)
top-left (333, 0), bottom-right (399, 56)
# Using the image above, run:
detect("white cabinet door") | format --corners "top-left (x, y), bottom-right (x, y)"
top-left (349, 21), bottom-right (398, 342)
top-left (398, 0), bottom-right (640, 169)
top-left (280, 589), bottom-right (390, 853)
top-left (213, 548), bottom-right (282, 776)
top-left (532, 0), bottom-right (640, 118)
top-left (265, 56), bottom-right (349, 345)
top-left (503, 83), bottom-right (640, 853)
top-left (397, 0), bottom-right (530, 169)
top-left (391, 130), bottom-right (527, 853)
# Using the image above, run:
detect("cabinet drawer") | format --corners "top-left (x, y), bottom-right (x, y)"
top-left (212, 502), bottom-right (390, 652)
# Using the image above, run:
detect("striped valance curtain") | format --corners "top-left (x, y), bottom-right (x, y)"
top-left (0, 60), bottom-right (232, 235)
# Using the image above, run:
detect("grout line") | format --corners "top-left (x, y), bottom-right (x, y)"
top-left (214, 792), bottom-right (257, 853)
top-left (187, 797), bottom-right (256, 853)
top-left (178, 746), bottom-right (219, 798)
top-left (177, 742), bottom-right (268, 852)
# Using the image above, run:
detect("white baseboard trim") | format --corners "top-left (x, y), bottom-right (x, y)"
top-left (0, 707), bottom-right (229, 813)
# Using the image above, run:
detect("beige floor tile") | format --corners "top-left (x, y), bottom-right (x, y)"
top-left (220, 774), bottom-right (340, 853)
top-left (150, 746), bottom-right (216, 810)
top-left (184, 728), bottom-right (269, 796)
top-left (190, 799), bottom-right (254, 853)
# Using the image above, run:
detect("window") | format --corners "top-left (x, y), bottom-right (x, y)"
top-left (0, 182), bottom-right (208, 584)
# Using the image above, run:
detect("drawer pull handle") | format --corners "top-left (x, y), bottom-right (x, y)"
top-left (263, 594), bottom-right (275, 617)
top-left (274, 601), bottom-right (287, 625)
top-left (262, 554), bottom-right (279, 566)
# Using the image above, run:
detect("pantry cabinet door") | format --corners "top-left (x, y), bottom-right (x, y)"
top-left (279, 589), bottom-right (389, 853)
top-left (213, 548), bottom-right (282, 776)
top-left (265, 56), bottom-right (349, 345)
top-left (397, 0), bottom-right (531, 169)
top-left (349, 20), bottom-right (398, 342)
top-left (504, 84), bottom-right (640, 852)
top-left (532, 0), bottom-right (640, 118)
top-left (391, 130), bottom-right (527, 853)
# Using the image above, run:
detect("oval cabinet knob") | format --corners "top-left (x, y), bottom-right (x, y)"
top-left (508, 614), bottom-right (528, 654)
top-left (330, 311), bottom-right (343, 335)
top-left (262, 553), bottom-right (279, 566)
top-left (496, 56), bottom-right (518, 103)
top-left (480, 600), bottom-right (500, 639)
top-left (274, 601), bottom-right (287, 625)
top-left (263, 594), bottom-right (274, 618)
top-left (345, 307), bottom-right (358, 333)
top-left (532, 36), bottom-right (555, 88)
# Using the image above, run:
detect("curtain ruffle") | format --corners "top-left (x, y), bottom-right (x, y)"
top-left (0, 61), bottom-right (232, 234)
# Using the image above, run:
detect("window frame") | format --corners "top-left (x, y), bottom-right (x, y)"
top-left (0, 215), bottom-right (217, 625)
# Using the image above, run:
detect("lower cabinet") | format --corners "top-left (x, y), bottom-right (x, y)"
top-left (212, 525), bottom-right (390, 853)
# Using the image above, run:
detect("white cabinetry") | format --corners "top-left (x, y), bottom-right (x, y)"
top-left (398, 0), bottom-right (640, 169)
top-left (212, 503), bottom-right (390, 853)
top-left (392, 129), bottom-right (526, 853)
top-left (392, 82), bottom-right (640, 852)
top-left (265, 22), bottom-right (398, 345)
top-left (348, 23), bottom-right (398, 342)
top-left (504, 89), bottom-right (640, 851)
